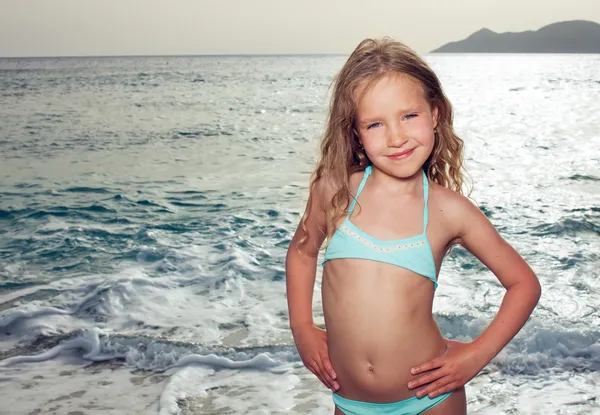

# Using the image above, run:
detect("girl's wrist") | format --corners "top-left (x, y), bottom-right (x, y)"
top-left (469, 337), bottom-right (498, 366)
top-left (290, 320), bottom-right (314, 333)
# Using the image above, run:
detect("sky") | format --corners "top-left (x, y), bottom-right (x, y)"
top-left (1, 0), bottom-right (599, 57)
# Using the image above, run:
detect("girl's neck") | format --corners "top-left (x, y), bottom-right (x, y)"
top-left (369, 164), bottom-right (423, 196)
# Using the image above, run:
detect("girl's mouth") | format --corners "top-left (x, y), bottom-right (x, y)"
top-left (387, 148), bottom-right (415, 160)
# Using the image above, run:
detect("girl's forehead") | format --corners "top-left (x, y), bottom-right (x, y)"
top-left (353, 73), bottom-right (427, 107)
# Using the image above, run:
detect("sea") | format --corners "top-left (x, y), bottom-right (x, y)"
top-left (0, 53), bottom-right (599, 415)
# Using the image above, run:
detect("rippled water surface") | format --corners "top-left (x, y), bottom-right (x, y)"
top-left (0, 54), bottom-right (599, 414)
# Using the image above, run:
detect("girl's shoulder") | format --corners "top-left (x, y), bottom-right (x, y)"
top-left (315, 169), bottom-right (364, 205)
top-left (428, 180), bottom-right (470, 206)
top-left (429, 182), bottom-right (479, 214)
top-left (310, 173), bottom-right (339, 210)
top-left (348, 170), bottom-right (365, 193)
top-left (428, 181), bottom-right (482, 234)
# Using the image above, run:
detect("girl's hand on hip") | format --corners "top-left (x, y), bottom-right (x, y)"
top-left (407, 339), bottom-right (487, 398)
top-left (292, 324), bottom-right (339, 391)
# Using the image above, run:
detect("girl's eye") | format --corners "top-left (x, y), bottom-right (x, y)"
top-left (367, 122), bottom-right (381, 130)
top-left (404, 113), bottom-right (418, 120)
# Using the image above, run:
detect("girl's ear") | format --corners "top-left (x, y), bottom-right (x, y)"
top-left (352, 127), bottom-right (362, 145)
top-left (432, 106), bottom-right (439, 129)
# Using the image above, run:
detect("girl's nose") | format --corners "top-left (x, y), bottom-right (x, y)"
top-left (387, 125), bottom-right (408, 147)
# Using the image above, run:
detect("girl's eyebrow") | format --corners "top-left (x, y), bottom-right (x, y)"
top-left (358, 118), bottom-right (378, 125)
top-left (358, 107), bottom-right (423, 125)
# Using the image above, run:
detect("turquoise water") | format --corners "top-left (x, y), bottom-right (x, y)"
top-left (0, 54), bottom-right (599, 414)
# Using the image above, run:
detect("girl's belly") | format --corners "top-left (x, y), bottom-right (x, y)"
top-left (322, 262), bottom-right (446, 402)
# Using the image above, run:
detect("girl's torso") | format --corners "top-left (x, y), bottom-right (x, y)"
top-left (321, 166), bottom-right (458, 402)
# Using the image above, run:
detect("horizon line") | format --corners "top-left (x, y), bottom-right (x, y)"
top-left (3, 51), bottom-right (600, 59)
top-left (0, 52), bottom-right (353, 59)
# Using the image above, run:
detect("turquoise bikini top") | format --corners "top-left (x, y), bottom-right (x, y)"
top-left (323, 165), bottom-right (439, 289)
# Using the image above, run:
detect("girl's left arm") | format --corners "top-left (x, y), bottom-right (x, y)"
top-left (407, 193), bottom-right (542, 398)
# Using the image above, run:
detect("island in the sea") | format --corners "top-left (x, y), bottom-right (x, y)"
top-left (431, 20), bottom-right (600, 53)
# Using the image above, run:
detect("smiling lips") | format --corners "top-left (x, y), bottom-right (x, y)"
top-left (387, 148), bottom-right (415, 160)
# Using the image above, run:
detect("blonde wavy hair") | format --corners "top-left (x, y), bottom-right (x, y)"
top-left (300, 37), bottom-right (470, 248)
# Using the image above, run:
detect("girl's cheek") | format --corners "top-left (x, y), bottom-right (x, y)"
top-left (362, 131), bottom-right (382, 147)
top-left (415, 124), bottom-right (435, 138)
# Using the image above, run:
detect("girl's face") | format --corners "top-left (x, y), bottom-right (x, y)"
top-left (354, 73), bottom-right (438, 178)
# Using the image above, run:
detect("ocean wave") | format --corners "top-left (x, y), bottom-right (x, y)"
top-left (175, 127), bottom-right (233, 138)
top-left (1, 315), bottom-right (598, 379)
top-left (22, 204), bottom-right (117, 220)
top-left (0, 328), bottom-right (300, 373)
top-left (531, 216), bottom-right (600, 237)
top-left (495, 324), bottom-right (600, 376)
top-left (62, 186), bottom-right (112, 194)
top-left (0, 272), bottom-right (177, 332)
top-left (566, 174), bottom-right (600, 182)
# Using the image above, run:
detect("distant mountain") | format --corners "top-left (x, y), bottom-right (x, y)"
top-left (431, 20), bottom-right (600, 53)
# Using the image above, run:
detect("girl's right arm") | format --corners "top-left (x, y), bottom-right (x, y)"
top-left (286, 177), bottom-right (340, 391)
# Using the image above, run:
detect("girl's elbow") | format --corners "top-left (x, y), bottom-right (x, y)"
top-left (533, 279), bottom-right (542, 302)
top-left (510, 273), bottom-right (541, 303)
top-left (527, 275), bottom-right (542, 304)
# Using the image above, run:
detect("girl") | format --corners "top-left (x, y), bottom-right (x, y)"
top-left (285, 38), bottom-right (541, 414)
